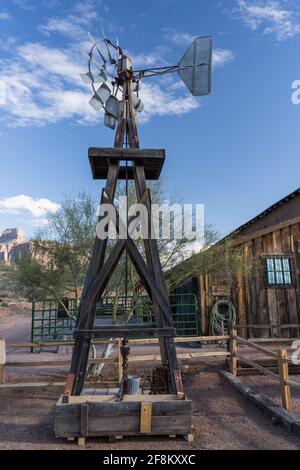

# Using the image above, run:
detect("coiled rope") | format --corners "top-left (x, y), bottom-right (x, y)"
top-left (210, 299), bottom-right (236, 336)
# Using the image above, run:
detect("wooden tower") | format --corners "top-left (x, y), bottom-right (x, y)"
top-left (55, 49), bottom-right (192, 443)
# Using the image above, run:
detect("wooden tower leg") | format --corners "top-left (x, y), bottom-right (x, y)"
top-left (64, 162), bottom-right (120, 396)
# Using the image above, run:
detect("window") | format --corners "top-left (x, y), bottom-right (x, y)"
top-left (266, 257), bottom-right (292, 286)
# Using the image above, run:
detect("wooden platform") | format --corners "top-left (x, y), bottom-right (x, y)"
top-left (55, 390), bottom-right (192, 443)
top-left (88, 147), bottom-right (165, 180)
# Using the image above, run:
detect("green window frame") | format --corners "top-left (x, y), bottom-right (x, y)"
top-left (266, 257), bottom-right (292, 286)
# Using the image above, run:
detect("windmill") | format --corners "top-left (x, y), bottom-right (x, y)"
top-left (56, 33), bottom-right (212, 444)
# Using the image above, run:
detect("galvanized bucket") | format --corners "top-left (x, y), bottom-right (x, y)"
top-left (127, 375), bottom-right (141, 395)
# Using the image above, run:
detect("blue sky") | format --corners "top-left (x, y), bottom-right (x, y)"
top-left (0, 0), bottom-right (299, 239)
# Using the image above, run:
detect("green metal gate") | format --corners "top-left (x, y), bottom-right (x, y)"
top-left (31, 294), bottom-right (199, 346)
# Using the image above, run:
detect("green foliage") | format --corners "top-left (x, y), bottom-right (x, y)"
top-left (0, 263), bottom-right (18, 300)
top-left (166, 231), bottom-right (254, 292)
top-left (12, 192), bottom-right (96, 314)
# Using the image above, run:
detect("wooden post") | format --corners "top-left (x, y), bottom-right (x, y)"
top-left (229, 330), bottom-right (237, 377)
top-left (278, 349), bottom-right (292, 411)
top-left (118, 338), bottom-right (122, 385)
top-left (0, 339), bottom-right (6, 384)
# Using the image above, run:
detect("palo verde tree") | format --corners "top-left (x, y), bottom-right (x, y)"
top-left (13, 192), bottom-right (96, 317)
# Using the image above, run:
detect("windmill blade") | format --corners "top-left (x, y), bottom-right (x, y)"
top-left (131, 93), bottom-right (143, 113)
top-left (89, 94), bottom-right (103, 112)
top-left (178, 36), bottom-right (212, 96)
top-left (104, 112), bottom-right (117, 129)
top-left (96, 82), bottom-right (111, 103)
top-left (105, 95), bottom-right (119, 119)
top-left (80, 71), bottom-right (106, 85)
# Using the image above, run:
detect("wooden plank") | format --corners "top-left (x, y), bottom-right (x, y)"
top-left (5, 335), bottom-right (229, 349)
top-left (80, 403), bottom-right (89, 437)
top-left (7, 340), bottom-right (116, 348)
top-left (6, 357), bottom-right (117, 367)
top-left (236, 336), bottom-right (278, 358)
top-left (267, 289), bottom-right (279, 337)
top-left (140, 402), bottom-right (152, 433)
top-left (278, 349), bottom-right (292, 411)
top-left (220, 370), bottom-right (300, 435)
top-left (89, 147), bottom-right (165, 159)
top-left (67, 394), bottom-right (187, 404)
top-left (287, 289), bottom-right (299, 335)
top-left (235, 272), bottom-right (247, 338)
top-left (0, 381), bottom-right (66, 389)
top-left (199, 275), bottom-right (207, 334)
top-left (233, 216), bottom-right (300, 246)
top-left (74, 326), bottom-right (176, 339)
top-left (229, 330), bottom-right (237, 376)
top-left (237, 354), bottom-right (279, 379)
top-left (0, 339), bottom-right (6, 384)
top-left (254, 236), bottom-right (269, 337)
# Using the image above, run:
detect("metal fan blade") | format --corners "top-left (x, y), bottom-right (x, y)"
top-left (178, 36), bottom-right (212, 96)
top-left (96, 83), bottom-right (111, 104)
top-left (136, 100), bottom-right (144, 113)
top-left (104, 112), bottom-right (117, 129)
top-left (80, 72), bottom-right (94, 84)
top-left (131, 82), bottom-right (138, 92)
top-left (80, 72), bottom-right (106, 85)
top-left (131, 93), bottom-right (144, 113)
top-left (89, 94), bottom-right (103, 112)
top-left (105, 95), bottom-right (119, 119)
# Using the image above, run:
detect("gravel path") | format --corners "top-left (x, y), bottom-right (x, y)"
top-left (1, 359), bottom-right (300, 450)
top-left (1, 307), bottom-right (300, 449)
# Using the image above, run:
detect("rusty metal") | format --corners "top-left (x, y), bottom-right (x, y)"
top-left (151, 366), bottom-right (169, 395)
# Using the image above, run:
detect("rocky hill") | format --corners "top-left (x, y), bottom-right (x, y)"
top-left (0, 228), bottom-right (30, 263)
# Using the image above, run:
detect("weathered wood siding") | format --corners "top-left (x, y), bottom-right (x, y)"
top-left (198, 221), bottom-right (300, 337)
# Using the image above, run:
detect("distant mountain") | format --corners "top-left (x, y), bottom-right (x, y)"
top-left (0, 228), bottom-right (30, 263)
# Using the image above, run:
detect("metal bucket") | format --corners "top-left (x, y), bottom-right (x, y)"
top-left (127, 375), bottom-right (141, 395)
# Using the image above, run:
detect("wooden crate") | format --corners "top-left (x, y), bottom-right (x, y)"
top-left (55, 393), bottom-right (192, 442)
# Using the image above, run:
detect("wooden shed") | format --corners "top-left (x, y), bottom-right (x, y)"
top-left (173, 188), bottom-right (300, 338)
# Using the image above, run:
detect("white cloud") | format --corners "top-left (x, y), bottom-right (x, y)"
top-left (17, 43), bottom-right (84, 82)
top-left (0, 2), bottom-right (233, 128)
top-left (138, 81), bottom-right (199, 123)
top-left (0, 42), bottom-right (98, 127)
top-left (39, 18), bottom-right (85, 39)
top-left (236, 0), bottom-right (300, 41)
top-left (0, 11), bottom-right (10, 21)
top-left (0, 195), bottom-right (60, 218)
top-left (39, 1), bottom-right (98, 38)
top-left (213, 49), bottom-right (234, 67)
top-left (163, 28), bottom-right (196, 46)
top-left (13, 0), bottom-right (35, 10)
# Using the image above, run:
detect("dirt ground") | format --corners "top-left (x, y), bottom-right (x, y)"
top-left (1, 305), bottom-right (300, 450)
